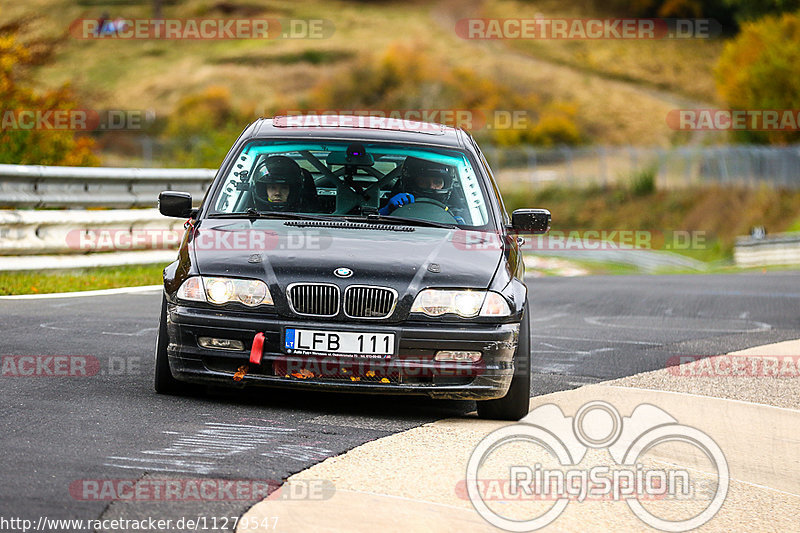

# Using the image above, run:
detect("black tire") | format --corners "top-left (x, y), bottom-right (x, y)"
top-left (154, 295), bottom-right (186, 395)
top-left (477, 301), bottom-right (531, 421)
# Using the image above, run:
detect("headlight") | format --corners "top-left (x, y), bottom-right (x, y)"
top-left (177, 276), bottom-right (273, 307)
top-left (206, 277), bottom-right (234, 304)
top-left (410, 290), bottom-right (511, 318)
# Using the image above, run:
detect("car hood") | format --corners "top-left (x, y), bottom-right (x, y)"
top-left (190, 219), bottom-right (503, 315)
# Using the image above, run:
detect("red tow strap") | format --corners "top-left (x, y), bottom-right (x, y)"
top-left (250, 332), bottom-right (265, 365)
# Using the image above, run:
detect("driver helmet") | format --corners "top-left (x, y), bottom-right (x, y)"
top-left (400, 156), bottom-right (454, 203)
top-left (253, 155), bottom-right (304, 211)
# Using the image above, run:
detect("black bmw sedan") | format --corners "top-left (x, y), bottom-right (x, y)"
top-left (155, 115), bottom-right (550, 420)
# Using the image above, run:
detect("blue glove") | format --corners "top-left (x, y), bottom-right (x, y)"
top-left (379, 193), bottom-right (414, 215)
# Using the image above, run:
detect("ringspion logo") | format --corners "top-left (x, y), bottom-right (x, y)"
top-left (465, 401), bottom-right (728, 531)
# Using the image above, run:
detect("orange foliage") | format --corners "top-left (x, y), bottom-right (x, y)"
top-left (0, 31), bottom-right (98, 165)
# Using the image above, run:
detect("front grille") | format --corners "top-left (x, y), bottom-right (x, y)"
top-left (344, 286), bottom-right (397, 319)
top-left (287, 283), bottom-right (339, 317)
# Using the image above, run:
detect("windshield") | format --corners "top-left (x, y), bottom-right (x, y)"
top-left (208, 140), bottom-right (493, 228)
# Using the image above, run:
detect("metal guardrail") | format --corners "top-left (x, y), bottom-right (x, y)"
top-left (0, 164), bottom-right (216, 208)
top-left (0, 209), bottom-right (181, 256)
top-left (734, 233), bottom-right (800, 267)
top-left (2, 162), bottom-right (799, 271)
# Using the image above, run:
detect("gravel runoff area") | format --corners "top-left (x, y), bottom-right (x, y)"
top-left (241, 340), bottom-right (800, 532)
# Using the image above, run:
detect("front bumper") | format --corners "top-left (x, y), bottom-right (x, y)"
top-left (166, 303), bottom-right (520, 400)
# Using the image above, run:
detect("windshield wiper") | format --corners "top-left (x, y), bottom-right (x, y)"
top-left (209, 211), bottom-right (457, 229)
top-left (208, 210), bottom-right (339, 222)
top-left (348, 214), bottom-right (458, 229)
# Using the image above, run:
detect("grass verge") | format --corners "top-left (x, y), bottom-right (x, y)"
top-left (0, 256), bottom-right (795, 297)
top-left (0, 264), bottom-right (165, 295)
top-left (527, 255), bottom-right (800, 277)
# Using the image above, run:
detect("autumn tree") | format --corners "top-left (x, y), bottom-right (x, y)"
top-left (0, 31), bottom-right (98, 166)
top-left (715, 12), bottom-right (800, 144)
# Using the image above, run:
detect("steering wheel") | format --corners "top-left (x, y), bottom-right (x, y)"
top-left (415, 197), bottom-right (450, 209)
top-left (390, 197), bottom-right (458, 224)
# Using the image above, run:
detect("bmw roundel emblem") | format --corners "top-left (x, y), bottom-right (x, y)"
top-left (334, 267), bottom-right (353, 278)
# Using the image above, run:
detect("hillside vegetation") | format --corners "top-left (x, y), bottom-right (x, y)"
top-left (1, 0), bottom-right (731, 163)
top-left (503, 182), bottom-right (800, 261)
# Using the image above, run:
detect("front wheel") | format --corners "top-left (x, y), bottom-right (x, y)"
top-left (477, 302), bottom-right (531, 421)
top-left (154, 295), bottom-right (187, 395)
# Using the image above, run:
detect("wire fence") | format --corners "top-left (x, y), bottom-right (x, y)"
top-left (484, 144), bottom-right (800, 190)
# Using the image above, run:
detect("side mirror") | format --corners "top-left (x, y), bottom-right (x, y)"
top-left (158, 191), bottom-right (194, 218)
top-left (511, 209), bottom-right (551, 234)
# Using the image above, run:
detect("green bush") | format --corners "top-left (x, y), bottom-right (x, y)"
top-left (629, 167), bottom-right (657, 196)
top-left (593, 0), bottom-right (799, 27)
top-left (724, 0), bottom-right (800, 22)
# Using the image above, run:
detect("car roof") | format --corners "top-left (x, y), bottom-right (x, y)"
top-left (246, 115), bottom-right (467, 149)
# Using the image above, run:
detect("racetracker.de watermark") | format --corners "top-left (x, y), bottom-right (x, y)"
top-left (69, 18), bottom-right (334, 39)
top-left (0, 109), bottom-right (153, 131)
top-left (667, 109), bottom-right (800, 131)
top-left (456, 18), bottom-right (720, 40)
top-left (65, 228), bottom-right (708, 253)
top-left (668, 355), bottom-right (800, 377)
top-left (1, 355), bottom-right (141, 377)
top-left (1, 355), bottom-right (99, 377)
top-left (452, 230), bottom-right (707, 252)
top-left (277, 109), bottom-right (536, 131)
top-left (465, 400), bottom-right (728, 531)
top-left (69, 478), bottom-right (333, 501)
top-left (271, 357), bottom-right (487, 380)
top-left (65, 228), bottom-right (332, 252)
top-left (274, 113), bottom-right (458, 133)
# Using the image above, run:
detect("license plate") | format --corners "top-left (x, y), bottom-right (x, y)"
top-left (284, 328), bottom-right (395, 357)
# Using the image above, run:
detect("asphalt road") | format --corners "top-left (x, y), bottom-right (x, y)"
top-left (1, 271), bottom-right (799, 531)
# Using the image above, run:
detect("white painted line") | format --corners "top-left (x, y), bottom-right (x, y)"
top-left (584, 315), bottom-right (773, 333)
top-left (604, 384), bottom-right (800, 414)
top-left (649, 457), bottom-right (800, 500)
top-left (0, 285), bottom-right (163, 300)
top-left (529, 334), bottom-right (659, 345)
top-left (530, 312), bottom-right (569, 323)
